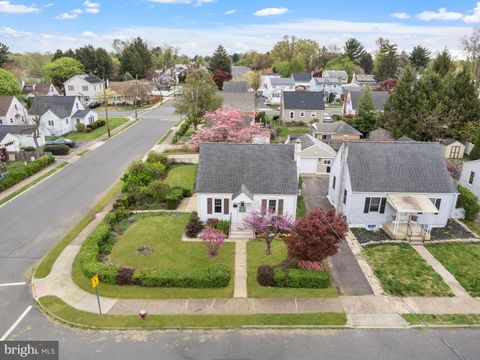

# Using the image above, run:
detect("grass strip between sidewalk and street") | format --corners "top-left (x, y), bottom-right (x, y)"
top-left (34, 181), bottom-right (122, 279)
top-left (157, 129), bottom-right (173, 144)
top-left (402, 313), bottom-right (480, 326)
top-left (38, 296), bottom-right (346, 329)
top-left (0, 162), bottom-right (68, 207)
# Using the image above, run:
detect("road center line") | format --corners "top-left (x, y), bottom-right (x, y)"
top-left (0, 282), bottom-right (27, 287)
top-left (0, 305), bottom-right (32, 341)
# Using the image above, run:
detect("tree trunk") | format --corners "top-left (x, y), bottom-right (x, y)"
top-left (265, 237), bottom-right (272, 255)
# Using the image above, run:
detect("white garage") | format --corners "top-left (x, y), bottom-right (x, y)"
top-left (287, 134), bottom-right (336, 174)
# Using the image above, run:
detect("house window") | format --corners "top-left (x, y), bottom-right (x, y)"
top-left (76, 119), bottom-right (80, 124)
top-left (0, 120), bottom-right (2, 124)
top-left (68, 85), bottom-right (74, 91)
top-left (14, 104), bottom-right (17, 110)
top-left (369, 197), bottom-right (381, 212)
top-left (429, 198), bottom-right (442, 211)
top-left (323, 160), bottom-right (332, 165)
top-left (66, 119), bottom-right (69, 124)
top-left (450, 146), bottom-right (461, 158)
top-left (76, 103), bottom-right (79, 109)
top-left (214, 199), bottom-right (222, 213)
top-left (343, 189), bottom-right (347, 204)
top-left (289, 111), bottom-right (294, 119)
top-left (469, 171), bottom-right (475, 185)
top-left (48, 120), bottom-right (54, 126)
top-left (239, 201), bottom-right (246, 213)
top-left (300, 112), bottom-right (305, 117)
top-left (82, 85), bottom-right (89, 92)
top-left (311, 112), bottom-right (316, 118)
top-left (268, 199), bottom-right (277, 213)
top-left (363, 197), bottom-right (387, 214)
top-left (10, 118), bottom-right (13, 124)
top-left (332, 176), bottom-right (336, 190)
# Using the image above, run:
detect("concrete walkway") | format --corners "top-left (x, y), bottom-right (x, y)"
top-left (412, 245), bottom-right (470, 297)
top-left (233, 240), bottom-right (248, 298)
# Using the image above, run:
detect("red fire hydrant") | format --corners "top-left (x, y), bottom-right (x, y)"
top-left (139, 309), bottom-right (147, 320)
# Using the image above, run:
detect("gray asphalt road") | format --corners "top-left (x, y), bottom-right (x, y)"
top-left (0, 101), bottom-right (179, 339)
top-left (8, 308), bottom-right (480, 360)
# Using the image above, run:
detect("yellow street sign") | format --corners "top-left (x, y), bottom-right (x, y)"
top-left (91, 274), bottom-right (99, 289)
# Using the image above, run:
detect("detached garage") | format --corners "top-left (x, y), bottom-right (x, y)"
top-left (287, 134), bottom-right (336, 174)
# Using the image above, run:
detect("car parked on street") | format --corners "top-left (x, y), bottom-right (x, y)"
top-left (45, 138), bottom-right (76, 148)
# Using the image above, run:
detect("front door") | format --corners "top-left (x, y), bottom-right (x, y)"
top-left (233, 201), bottom-right (248, 224)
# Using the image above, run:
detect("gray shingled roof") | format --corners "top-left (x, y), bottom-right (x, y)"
top-left (29, 96), bottom-right (77, 118)
top-left (397, 135), bottom-right (415, 142)
top-left (346, 141), bottom-right (456, 193)
top-left (80, 74), bottom-right (103, 84)
top-left (312, 77), bottom-right (341, 85)
top-left (292, 72), bottom-right (312, 82)
top-left (196, 143), bottom-right (298, 195)
top-left (312, 121), bottom-right (361, 136)
top-left (232, 66), bottom-right (250, 76)
top-left (72, 109), bottom-right (90, 118)
top-left (439, 138), bottom-right (460, 146)
top-left (271, 78), bottom-right (295, 86)
top-left (0, 125), bottom-right (34, 140)
top-left (232, 184), bottom-right (253, 200)
top-left (221, 92), bottom-right (255, 113)
top-left (355, 74), bottom-right (376, 83)
top-left (222, 81), bottom-right (248, 93)
top-left (369, 128), bottom-right (392, 138)
top-left (283, 91), bottom-right (325, 110)
top-left (289, 134), bottom-right (314, 150)
top-left (0, 96), bottom-right (14, 117)
top-left (323, 70), bottom-right (348, 78)
top-left (350, 90), bottom-right (389, 111)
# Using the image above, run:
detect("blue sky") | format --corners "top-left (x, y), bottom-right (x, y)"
top-left (0, 1), bottom-right (479, 55)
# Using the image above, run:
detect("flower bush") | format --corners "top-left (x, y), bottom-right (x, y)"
top-left (199, 226), bottom-right (225, 257)
top-left (298, 260), bottom-right (324, 271)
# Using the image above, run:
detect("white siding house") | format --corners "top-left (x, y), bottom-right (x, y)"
top-left (196, 143), bottom-right (298, 237)
top-left (0, 125), bottom-right (45, 152)
top-left (64, 74), bottom-right (104, 104)
top-left (286, 134), bottom-right (336, 174)
top-left (459, 160), bottom-right (480, 199)
top-left (328, 141), bottom-right (458, 241)
top-left (0, 96), bottom-right (30, 126)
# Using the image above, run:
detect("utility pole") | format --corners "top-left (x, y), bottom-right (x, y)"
top-left (103, 79), bottom-right (111, 138)
top-left (134, 74), bottom-right (139, 120)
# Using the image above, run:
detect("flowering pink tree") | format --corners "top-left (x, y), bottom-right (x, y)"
top-left (243, 210), bottom-right (296, 255)
top-left (199, 227), bottom-right (225, 257)
top-left (189, 108), bottom-right (262, 149)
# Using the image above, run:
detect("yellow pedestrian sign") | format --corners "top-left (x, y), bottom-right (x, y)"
top-left (91, 274), bottom-right (99, 289)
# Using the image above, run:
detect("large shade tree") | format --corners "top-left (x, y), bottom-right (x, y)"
top-left (0, 42), bottom-right (9, 67)
top-left (0, 69), bottom-right (22, 97)
top-left (41, 57), bottom-right (84, 87)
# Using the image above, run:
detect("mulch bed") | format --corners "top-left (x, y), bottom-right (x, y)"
top-left (350, 228), bottom-right (390, 244)
top-left (430, 220), bottom-right (477, 240)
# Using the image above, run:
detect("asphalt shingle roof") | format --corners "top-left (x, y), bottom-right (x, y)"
top-left (196, 143), bottom-right (298, 195)
top-left (346, 141), bottom-right (456, 193)
top-left (232, 66), bottom-right (250, 76)
top-left (312, 121), bottom-right (361, 136)
top-left (323, 70), bottom-right (348, 79)
top-left (283, 91), bottom-right (325, 110)
top-left (350, 90), bottom-right (389, 111)
top-left (292, 72), bottom-right (312, 82)
top-left (397, 135), bottom-right (415, 142)
top-left (0, 96), bottom-right (14, 117)
top-left (312, 77), bottom-right (341, 85)
top-left (221, 92), bottom-right (255, 113)
top-left (72, 109), bottom-right (90, 118)
top-left (355, 74), bottom-right (376, 83)
top-left (271, 78), bottom-right (295, 86)
top-left (288, 133), bottom-right (336, 155)
top-left (0, 125), bottom-right (34, 139)
top-left (29, 96), bottom-right (77, 118)
top-left (79, 74), bottom-right (103, 84)
top-left (439, 138), bottom-right (460, 146)
top-left (222, 81), bottom-right (248, 93)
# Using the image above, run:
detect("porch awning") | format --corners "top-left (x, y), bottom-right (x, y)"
top-left (387, 193), bottom-right (438, 214)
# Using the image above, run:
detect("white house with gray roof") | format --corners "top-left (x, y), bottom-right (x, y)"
top-left (280, 91), bottom-right (325, 123)
top-left (29, 96), bottom-right (98, 136)
top-left (328, 141), bottom-right (458, 241)
top-left (286, 134), bottom-right (336, 174)
top-left (266, 77), bottom-right (295, 105)
top-left (343, 89), bottom-right (390, 116)
top-left (459, 160), bottom-right (480, 200)
top-left (196, 143), bottom-right (298, 236)
top-left (64, 74), bottom-right (104, 104)
top-left (309, 77), bottom-right (343, 100)
top-left (322, 70), bottom-right (348, 84)
top-left (0, 96), bottom-right (30, 126)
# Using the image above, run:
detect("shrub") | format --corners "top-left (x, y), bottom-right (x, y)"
top-left (116, 267), bottom-right (135, 285)
top-left (206, 218), bottom-right (219, 228)
top-left (457, 184), bottom-right (480, 221)
top-left (21, 146), bottom-right (36, 151)
top-left (0, 155), bottom-right (54, 192)
top-left (185, 212), bottom-right (204, 238)
top-left (132, 264), bottom-right (230, 288)
top-left (85, 127), bottom-right (92, 133)
top-left (44, 144), bottom-right (70, 155)
top-left (257, 265), bottom-right (275, 286)
top-left (141, 180), bottom-right (170, 204)
top-left (146, 152), bottom-right (170, 168)
top-left (165, 186), bottom-right (184, 209)
top-left (279, 257), bottom-right (298, 270)
top-left (216, 220), bottom-right (230, 236)
top-left (104, 207), bottom-right (131, 225)
top-left (76, 123), bottom-right (86, 132)
top-left (298, 260), bottom-right (324, 271)
top-left (199, 226), bottom-right (225, 256)
top-left (285, 269), bottom-right (330, 288)
top-left (273, 268), bottom-right (288, 287)
top-left (122, 160), bottom-right (166, 192)
top-left (272, 115), bottom-right (280, 121)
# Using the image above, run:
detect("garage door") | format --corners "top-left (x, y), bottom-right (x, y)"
top-left (299, 158), bottom-right (318, 174)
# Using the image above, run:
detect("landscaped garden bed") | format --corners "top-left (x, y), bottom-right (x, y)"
top-left (363, 243), bottom-right (452, 296)
top-left (0, 155), bottom-right (55, 193)
top-left (350, 227), bottom-right (390, 244)
top-left (430, 220), bottom-right (477, 240)
top-left (73, 211), bottom-right (235, 298)
top-left (425, 242), bottom-right (480, 296)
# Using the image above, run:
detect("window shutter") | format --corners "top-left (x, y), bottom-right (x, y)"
top-left (261, 199), bottom-right (267, 215)
top-left (224, 198), bottom-right (229, 215)
top-left (380, 198), bottom-right (387, 214)
top-left (435, 198), bottom-right (441, 211)
top-left (278, 199), bottom-right (284, 215)
top-left (207, 198), bottom-right (212, 214)
top-left (363, 198), bottom-right (370, 213)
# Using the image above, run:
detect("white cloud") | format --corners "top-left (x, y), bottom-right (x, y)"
top-left (0, 26), bottom-right (31, 37)
top-left (224, 9), bottom-right (236, 15)
top-left (84, 7), bottom-right (99, 13)
top-left (147, 0), bottom-right (191, 3)
top-left (254, 7), bottom-right (288, 16)
top-left (83, 0), bottom-right (99, 8)
top-left (197, 0), bottom-right (215, 4)
top-left (416, 7), bottom-right (463, 21)
top-left (0, 1), bottom-right (40, 13)
top-left (464, 2), bottom-right (480, 23)
top-left (71, 8), bottom-right (83, 14)
top-left (55, 12), bottom-right (77, 19)
top-left (82, 30), bottom-right (97, 38)
top-left (43, 3), bottom-right (54, 8)
top-left (390, 12), bottom-right (410, 20)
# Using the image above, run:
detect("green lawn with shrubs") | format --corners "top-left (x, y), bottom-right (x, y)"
top-left (0, 156), bottom-right (55, 193)
top-left (65, 117), bottom-right (127, 142)
top-left (164, 164), bottom-right (197, 193)
top-left (247, 239), bottom-right (337, 298)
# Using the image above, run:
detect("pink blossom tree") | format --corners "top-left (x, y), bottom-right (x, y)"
top-left (243, 210), bottom-right (296, 255)
top-left (199, 226), bottom-right (225, 257)
top-left (189, 108), bottom-right (263, 150)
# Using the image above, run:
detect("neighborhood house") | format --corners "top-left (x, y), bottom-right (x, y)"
top-left (0, 125), bottom-right (45, 152)
top-left (328, 141), bottom-right (458, 241)
top-left (343, 89), bottom-right (390, 116)
top-left (22, 83), bottom-right (61, 99)
top-left (309, 77), bottom-right (343, 100)
top-left (286, 133), bottom-right (336, 174)
top-left (64, 74), bottom-right (105, 104)
top-left (0, 96), bottom-right (30, 125)
top-left (310, 120), bottom-right (362, 149)
top-left (281, 91), bottom-right (325, 123)
top-left (322, 70), bottom-right (348, 84)
top-left (459, 160), bottom-right (480, 199)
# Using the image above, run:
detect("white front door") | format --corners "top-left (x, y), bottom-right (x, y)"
top-left (233, 201), bottom-right (249, 224)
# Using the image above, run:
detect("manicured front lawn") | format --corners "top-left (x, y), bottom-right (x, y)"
top-left (247, 239), bottom-right (337, 298)
top-left (425, 243), bottom-right (480, 297)
top-left (65, 117), bottom-right (127, 142)
top-left (6, 161), bottom-right (28, 173)
top-left (164, 164), bottom-right (197, 192)
top-left (276, 125), bottom-right (310, 139)
top-left (73, 213), bottom-right (235, 298)
top-left (403, 313), bottom-right (480, 326)
top-left (363, 244), bottom-right (452, 297)
top-left (39, 296), bottom-right (346, 329)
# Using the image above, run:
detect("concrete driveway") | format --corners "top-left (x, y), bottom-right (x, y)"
top-left (302, 175), bottom-right (332, 210)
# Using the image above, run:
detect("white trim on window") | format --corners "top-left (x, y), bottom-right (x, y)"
top-left (214, 198), bottom-right (222, 213)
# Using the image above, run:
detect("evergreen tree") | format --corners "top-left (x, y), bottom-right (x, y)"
top-left (52, 49), bottom-right (64, 61)
top-left (0, 42), bottom-right (9, 66)
top-left (209, 45), bottom-right (231, 73)
top-left (470, 131), bottom-right (480, 160)
top-left (431, 49), bottom-right (454, 77)
top-left (74, 45), bottom-right (97, 74)
top-left (373, 38), bottom-right (399, 81)
top-left (343, 38), bottom-right (366, 63)
top-left (119, 37), bottom-right (152, 78)
top-left (94, 48), bottom-right (114, 79)
top-left (409, 45), bottom-right (431, 70)
top-left (354, 87), bottom-right (378, 136)
top-left (359, 53), bottom-right (374, 74)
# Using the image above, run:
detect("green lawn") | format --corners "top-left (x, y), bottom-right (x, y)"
top-left (462, 220), bottom-right (480, 237)
top-left (6, 161), bottom-right (29, 173)
top-left (73, 213), bottom-right (235, 298)
top-left (403, 313), bottom-right (480, 326)
top-left (39, 296), bottom-right (346, 329)
top-left (247, 239), bottom-right (337, 298)
top-left (164, 164), bottom-right (197, 192)
top-left (64, 117), bottom-right (127, 142)
top-left (162, 147), bottom-right (197, 155)
top-left (276, 125), bottom-right (310, 139)
top-left (363, 244), bottom-right (452, 297)
top-left (296, 196), bottom-right (306, 218)
top-left (425, 243), bottom-right (480, 297)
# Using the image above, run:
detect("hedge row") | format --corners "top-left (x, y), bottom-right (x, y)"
top-left (78, 217), bottom-right (231, 288)
top-left (86, 119), bottom-right (106, 130)
top-left (171, 119), bottom-right (191, 144)
top-left (257, 265), bottom-right (330, 289)
top-left (44, 144), bottom-right (70, 155)
top-left (0, 155), bottom-right (55, 192)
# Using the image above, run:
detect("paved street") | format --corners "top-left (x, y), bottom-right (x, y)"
top-left (8, 308), bottom-right (480, 360)
top-left (0, 101), bottom-right (179, 340)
